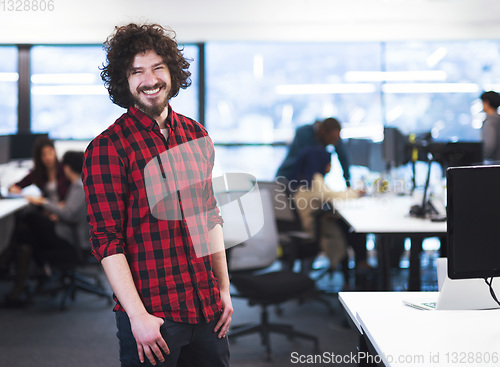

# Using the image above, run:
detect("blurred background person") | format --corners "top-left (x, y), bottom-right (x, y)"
top-left (290, 146), bottom-right (366, 289)
top-left (1, 137), bottom-right (71, 288)
top-left (480, 90), bottom-right (500, 162)
top-left (8, 136), bottom-right (70, 202)
top-left (3, 151), bottom-right (86, 307)
top-left (276, 117), bottom-right (351, 187)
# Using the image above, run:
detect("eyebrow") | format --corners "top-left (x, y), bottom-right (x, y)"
top-left (129, 62), bottom-right (166, 73)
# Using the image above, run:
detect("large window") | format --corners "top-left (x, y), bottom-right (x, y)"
top-left (383, 41), bottom-right (500, 141)
top-left (206, 40), bottom-right (500, 180)
top-left (31, 46), bottom-right (122, 139)
top-left (5, 40), bottom-right (500, 179)
top-left (31, 45), bottom-right (199, 140)
top-left (206, 42), bottom-right (383, 144)
top-left (206, 42), bottom-right (383, 179)
top-left (0, 47), bottom-right (18, 135)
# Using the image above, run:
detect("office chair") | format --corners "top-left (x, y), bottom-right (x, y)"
top-left (36, 241), bottom-right (112, 310)
top-left (256, 180), bottom-right (320, 271)
top-left (221, 188), bottom-right (320, 361)
top-left (257, 180), bottom-right (349, 287)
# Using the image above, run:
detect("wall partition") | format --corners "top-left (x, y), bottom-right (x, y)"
top-left (0, 47), bottom-right (18, 135)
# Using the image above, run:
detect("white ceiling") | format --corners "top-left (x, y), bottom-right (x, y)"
top-left (0, 0), bottom-right (499, 44)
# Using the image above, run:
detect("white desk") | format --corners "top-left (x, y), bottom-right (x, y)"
top-left (334, 195), bottom-right (446, 235)
top-left (339, 292), bottom-right (500, 367)
top-left (0, 198), bottom-right (28, 220)
top-left (334, 195), bottom-right (447, 290)
top-left (0, 198), bottom-right (28, 253)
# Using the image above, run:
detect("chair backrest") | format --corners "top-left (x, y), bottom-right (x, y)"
top-left (258, 180), bottom-right (324, 263)
top-left (256, 180), bottom-right (303, 233)
top-left (219, 188), bottom-right (279, 272)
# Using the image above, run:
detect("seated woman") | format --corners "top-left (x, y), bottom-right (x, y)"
top-left (290, 146), bottom-right (365, 286)
top-left (4, 151), bottom-right (87, 306)
top-left (9, 136), bottom-right (70, 202)
top-left (1, 137), bottom-right (72, 279)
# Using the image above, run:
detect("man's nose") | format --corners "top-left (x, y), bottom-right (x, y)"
top-left (143, 69), bottom-right (158, 86)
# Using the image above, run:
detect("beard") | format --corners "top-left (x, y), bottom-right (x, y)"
top-left (132, 82), bottom-right (169, 118)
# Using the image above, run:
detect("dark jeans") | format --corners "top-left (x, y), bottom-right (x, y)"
top-left (115, 311), bottom-right (230, 367)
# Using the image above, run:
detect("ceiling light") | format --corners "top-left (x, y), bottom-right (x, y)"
top-left (382, 83), bottom-right (479, 94)
top-left (345, 70), bottom-right (447, 82)
top-left (275, 83), bottom-right (376, 95)
top-left (0, 72), bottom-right (19, 82)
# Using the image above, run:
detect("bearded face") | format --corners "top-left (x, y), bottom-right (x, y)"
top-left (127, 49), bottom-right (172, 120)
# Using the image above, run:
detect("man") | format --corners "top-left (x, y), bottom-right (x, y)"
top-left (82, 23), bottom-right (232, 367)
top-left (276, 117), bottom-right (351, 186)
top-left (480, 90), bottom-right (500, 162)
top-left (276, 118), bottom-right (372, 288)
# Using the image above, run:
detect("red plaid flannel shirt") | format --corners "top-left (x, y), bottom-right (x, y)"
top-left (82, 106), bottom-right (223, 323)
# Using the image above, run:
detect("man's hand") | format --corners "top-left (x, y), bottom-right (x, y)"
top-left (214, 289), bottom-right (233, 338)
top-left (129, 312), bottom-right (170, 365)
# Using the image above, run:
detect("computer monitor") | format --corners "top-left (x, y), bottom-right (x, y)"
top-left (447, 165), bottom-right (500, 280)
top-left (428, 142), bottom-right (483, 169)
top-left (343, 139), bottom-right (385, 172)
top-left (0, 136), bottom-right (10, 164)
top-left (382, 127), bottom-right (409, 168)
top-left (9, 133), bottom-right (49, 161)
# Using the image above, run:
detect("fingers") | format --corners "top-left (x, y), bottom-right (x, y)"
top-left (214, 308), bottom-right (233, 338)
top-left (150, 343), bottom-right (167, 365)
top-left (157, 338), bottom-right (170, 356)
top-left (138, 341), bottom-right (170, 366)
top-left (136, 343), bottom-right (145, 364)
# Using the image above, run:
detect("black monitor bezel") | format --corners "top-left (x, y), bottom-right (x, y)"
top-left (447, 165), bottom-right (500, 280)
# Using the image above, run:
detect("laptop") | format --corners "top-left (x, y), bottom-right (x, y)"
top-left (403, 258), bottom-right (500, 310)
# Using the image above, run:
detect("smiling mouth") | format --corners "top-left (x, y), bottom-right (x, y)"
top-left (142, 87), bottom-right (161, 95)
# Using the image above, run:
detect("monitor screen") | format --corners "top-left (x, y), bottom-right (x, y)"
top-left (0, 136), bottom-right (10, 164)
top-left (343, 139), bottom-right (385, 172)
top-left (9, 133), bottom-right (49, 160)
top-left (447, 165), bottom-right (500, 279)
top-left (382, 127), bottom-right (409, 168)
top-left (428, 142), bottom-right (483, 169)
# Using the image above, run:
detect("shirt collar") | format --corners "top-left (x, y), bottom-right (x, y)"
top-left (127, 104), bottom-right (177, 131)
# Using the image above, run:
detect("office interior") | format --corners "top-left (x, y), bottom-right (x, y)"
top-left (1, 1), bottom-right (500, 366)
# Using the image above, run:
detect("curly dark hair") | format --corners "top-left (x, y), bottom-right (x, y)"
top-left (100, 23), bottom-right (192, 108)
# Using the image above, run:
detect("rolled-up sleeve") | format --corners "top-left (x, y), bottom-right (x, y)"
top-left (82, 136), bottom-right (128, 261)
top-left (203, 137), bottom-right (224, 231)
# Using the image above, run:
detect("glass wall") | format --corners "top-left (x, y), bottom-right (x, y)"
top-left (205, 42), bottom-right (383, 179)
top-left (205, 40), bottom-right (500, 179)
top-left (0, 47), bottom-right (18, 135)
top-left (206, 42), bottom-right (383, 144)
top-left (30, 45), bottom-right (198, 140)
top-left (31, 46), bottom-right (122, 139)
top-left (5, 40), bottom-right (500, 178)
top-left (383, 41), bottom-right (500, 142)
